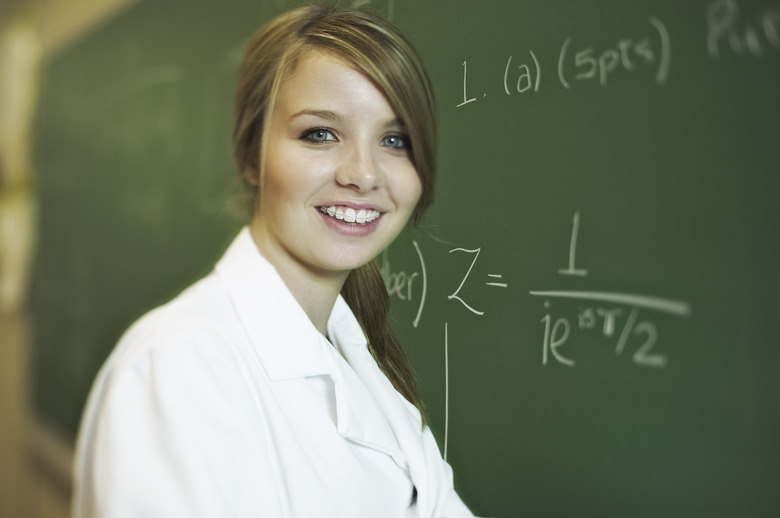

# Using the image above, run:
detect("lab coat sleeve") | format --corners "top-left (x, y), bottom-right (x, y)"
top-left (74, 327), bottom-right (285, 518)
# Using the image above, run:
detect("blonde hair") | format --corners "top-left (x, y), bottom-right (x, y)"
top-left (233, 4), bottom-right (437, 419)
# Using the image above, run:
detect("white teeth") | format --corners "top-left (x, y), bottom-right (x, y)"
top-left (320, 206), bottom-right (380, 225)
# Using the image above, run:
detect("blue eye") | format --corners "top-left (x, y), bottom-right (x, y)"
top-left (301, 128), bottom-right (336, 143)
top-left (381, 134), bottom-right (411, 150)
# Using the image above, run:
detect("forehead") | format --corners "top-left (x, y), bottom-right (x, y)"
top-left (274, 51), bottom-right (397, 120)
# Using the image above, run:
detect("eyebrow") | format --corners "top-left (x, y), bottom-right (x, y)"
top-left (289, 109), bottom-right (343, 122)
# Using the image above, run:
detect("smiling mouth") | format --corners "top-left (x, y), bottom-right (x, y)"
top-left (319, 205), bottom-right (381, 225)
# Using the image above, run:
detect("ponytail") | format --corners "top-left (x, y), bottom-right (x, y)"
top-left (341, 260), bottom-right (425, 424)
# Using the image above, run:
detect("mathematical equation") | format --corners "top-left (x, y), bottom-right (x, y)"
top-left (380, 212), bottom-right (691, 369)
top-left (531, 212), bottom-right (690, 369)
top-left (379, 243), bottom-right (509, 325)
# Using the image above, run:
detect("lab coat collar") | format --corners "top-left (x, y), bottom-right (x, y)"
top-left (214, 227), bottom-right (334, 381)
top-left (213, 228), bottom-right (410, 470)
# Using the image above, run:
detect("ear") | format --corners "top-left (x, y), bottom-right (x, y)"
top-left (242, 166), bottom-right (260, 187)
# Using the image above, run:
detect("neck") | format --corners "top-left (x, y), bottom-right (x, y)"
top-left (248, 222), bottom-right (348, 336)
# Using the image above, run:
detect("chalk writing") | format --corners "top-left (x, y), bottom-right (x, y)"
top-left (456, 15), bottom-right (670, 107)
top-left (536, 298), bottom-right (679, 368)
top-left (486, 273), bottom-right (508, 288)
top-left (530, 212), bottom-right (691, 368)
top-left (559, 211), bottom-right (588, 276)
top-left (457, 60), bottom-right (478, 107)
top-left (447, 248), bottom-right (508, 315)
top-left (503, 52), bottom-right (541, 95)
top-left (448, 248), bottom-right (484, 315)
top-left (558, 16), bottom-right (671, 88)
top-left (707, 0), bottom-right (780, 58)
top-left (385, 214), bottom-right (688, 371)
top-left (444, 322), bottom-right (450, 462)
top-left (531, 290), bottom-right (691, 317)
top-left (541, 307), bottom-right (574, 366)
top-left (379, 239), bottom-right (427, 327)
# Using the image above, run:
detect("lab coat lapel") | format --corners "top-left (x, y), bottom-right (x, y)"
top-left (215, 229), bottom-right (411, 471)
top-left (214, 228), bottom-right (332, 380)
top-left (330, 297), bottom-right (440, 517)
top-left (326, 340), bottom-right (409, 470)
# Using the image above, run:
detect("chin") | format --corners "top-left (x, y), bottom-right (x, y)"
top-left (323, 250), bottom-right (381, 273)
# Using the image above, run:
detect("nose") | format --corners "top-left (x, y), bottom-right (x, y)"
top-left (335, 143), bottom-right (384, 192)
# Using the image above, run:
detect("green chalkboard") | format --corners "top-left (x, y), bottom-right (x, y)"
top-left (32, 0), bottom-right (780, 516)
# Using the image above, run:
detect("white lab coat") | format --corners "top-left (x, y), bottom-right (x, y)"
top-left (72, 228), bottom-right (474, 518)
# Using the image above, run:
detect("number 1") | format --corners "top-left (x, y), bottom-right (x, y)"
top-left (457, 60), bottom-right (477, 107)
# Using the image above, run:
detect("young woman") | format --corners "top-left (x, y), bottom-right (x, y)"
top-left (73, 4), bottom-right (475, 517)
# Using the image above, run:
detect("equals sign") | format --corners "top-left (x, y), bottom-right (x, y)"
top-left (486, 274), bottom-right (507, 288)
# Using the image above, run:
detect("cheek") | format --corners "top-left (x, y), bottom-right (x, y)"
top-left (395, 166), bottom-right (424, 214)
top-left (262, 165), bottom-right (295, 200)
top-left (261, 146), bottom-right (317, 205)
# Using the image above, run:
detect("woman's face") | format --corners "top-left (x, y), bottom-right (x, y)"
top-left (250, 51), bottom-right (422, 281)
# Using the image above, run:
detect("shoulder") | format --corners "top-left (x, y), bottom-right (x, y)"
top-left (73, 273), bottom-right (287, 517)
top-left (96, 272), bottom-right (248, 397)
top-left (78, 270), bottom-right (265, 453)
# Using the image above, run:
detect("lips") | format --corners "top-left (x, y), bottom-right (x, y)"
top-left (319, 205), bottom-right (381, 225)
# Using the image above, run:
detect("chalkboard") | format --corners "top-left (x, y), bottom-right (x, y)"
top-left (32, 0), bottom-right (780, 516)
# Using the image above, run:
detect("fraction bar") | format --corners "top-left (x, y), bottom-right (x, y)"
top-left (529, 290), bottom-right (691, 317)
